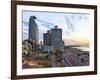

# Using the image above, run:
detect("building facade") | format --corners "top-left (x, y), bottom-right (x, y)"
top-left (43, 26), bottom-right (64, 52)
top-left (43, 30), bottom-right (52, 53)
top-left (43, 30), bottom-right (51, 46)
top-left (51, 26), bottom-right (64, 50)
top-left (29, 16), bottom-right (39, 50)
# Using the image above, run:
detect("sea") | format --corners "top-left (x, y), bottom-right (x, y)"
top-left (72, 47), bottom-right (89, 51)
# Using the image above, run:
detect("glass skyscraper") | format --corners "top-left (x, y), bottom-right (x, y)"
top-left (29, 16), bottom-right (39, 50)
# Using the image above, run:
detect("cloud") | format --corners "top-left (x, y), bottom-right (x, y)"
top-left (23, 21), bottom-right (29, 26)
top-left (22, 32), bottom-right (28, 40)
top-left (23, 26), bottom-right (28, 34)
top-left (65, 16), bottom-right (75, 32)
top-left (63, 38), bottom-right (81, 46)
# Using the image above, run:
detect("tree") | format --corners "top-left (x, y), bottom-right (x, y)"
top-left (54, 48), bottom-right (62, 56)
top-left (54, 49), bottom-right (64, 67)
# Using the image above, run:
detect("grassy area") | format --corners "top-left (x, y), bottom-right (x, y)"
top-left (22, 51), bottom-right (52, 68)
top-left (43, 63), bottom-right (52, 67)
top-left (31, 56), bottom-right (52, 68)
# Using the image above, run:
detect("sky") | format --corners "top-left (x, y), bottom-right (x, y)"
top-left (22, 10), bottom-right (90, 47)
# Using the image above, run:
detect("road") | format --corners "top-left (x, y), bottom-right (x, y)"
top-left (63, 54), bottom-right (73, 66)
top-left (51, 55), bottom-right (58, 67)
top-left (50, 48), bottom-right (89, 67)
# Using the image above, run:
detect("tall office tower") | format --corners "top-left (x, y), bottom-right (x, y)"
top-left (51, 26), bottom-right (64, 50)
top-left (29, 16), bottom-right (39, 50)
top-left (43, 30), bottom-right (51, 46)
